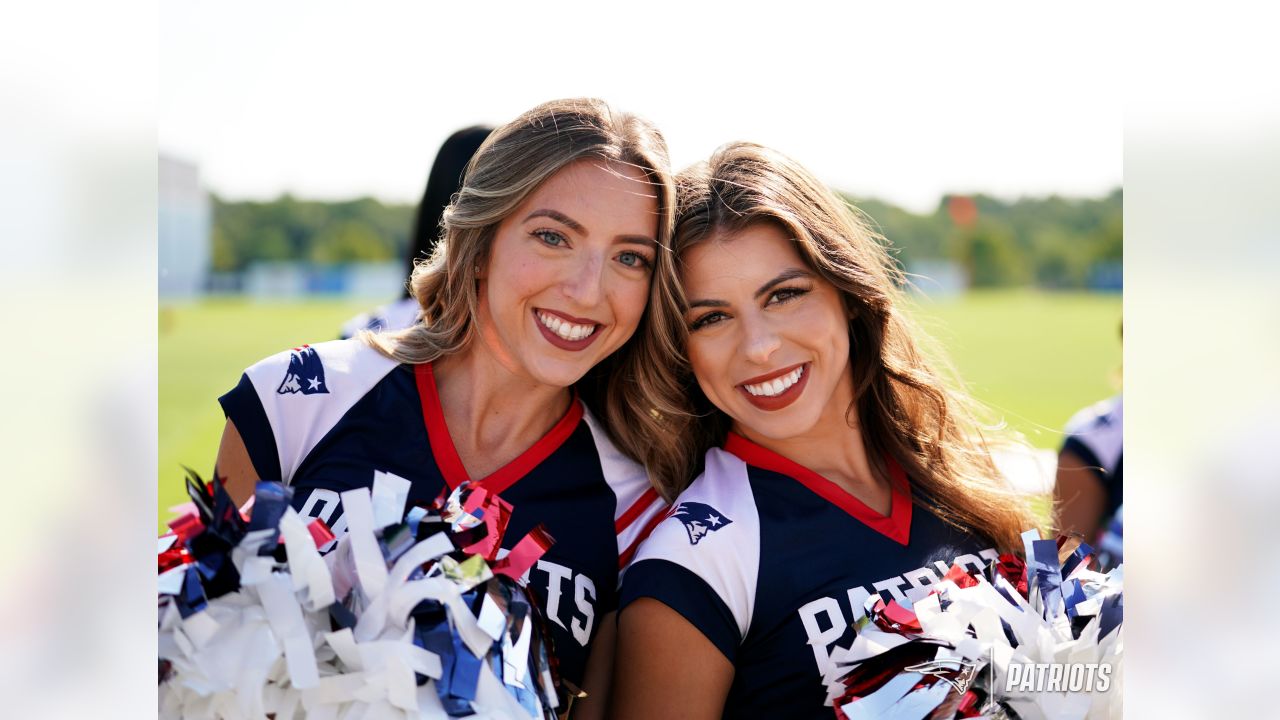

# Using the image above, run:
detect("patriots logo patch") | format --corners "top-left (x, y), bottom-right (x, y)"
top-left (277, 345), bottom-right (330, 395)
top-left (904, 658), bottom-right (980, 695)
top-left (673, 502), bottom-right (732, 545)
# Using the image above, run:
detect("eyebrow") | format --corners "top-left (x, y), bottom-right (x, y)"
top-left (686, 267), bottom-right (814, 310)
top-left (525, 209), bottom-right (584, 233)
top-left (524, 208), bottom-right (655, 247)
top-left (754, 268), bottom-right (813, 299)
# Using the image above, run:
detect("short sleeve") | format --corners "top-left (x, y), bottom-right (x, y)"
top-left (621, 559), bottom-right (742, 662)
top-left (218, 372), bottom-right (282, 482)
top-left (579, 406), bottom-right (670, 586)
top-left (619, 448), bottom-right (760, 662)
top-left (215, 339), bottom-right (399, 485)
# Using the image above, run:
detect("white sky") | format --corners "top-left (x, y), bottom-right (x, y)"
top-left (160, 1), bottom-right (1122, 214)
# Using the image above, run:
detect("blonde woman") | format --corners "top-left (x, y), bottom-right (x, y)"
top-left (612, 143), bottom-right (1040, 719)
top-left (214, 98), bottom-right (680, 715)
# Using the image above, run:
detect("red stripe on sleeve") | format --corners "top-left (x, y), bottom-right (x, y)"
top-left (618, 503), bottom-right (674, 569)
top-left (615, 486), bottom-right (660, 534)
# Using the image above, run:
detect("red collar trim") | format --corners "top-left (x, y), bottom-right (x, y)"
top-left (722, 432), bottom-right (912, 545)
top-left (414, 363), bottom-right (583, 495)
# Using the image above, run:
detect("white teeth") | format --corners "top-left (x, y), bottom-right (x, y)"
top-left (538, 311), bottom-right (595, 342)
top-left (743, 367), bottom-right (804, 397)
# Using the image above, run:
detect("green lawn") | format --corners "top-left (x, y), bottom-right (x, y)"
top-left (902, 290), bottom-right (1121, 446)
top-left (158, 290), bottom-right (1120, 529)
top-left (158, 298), bottom-right (373, 530)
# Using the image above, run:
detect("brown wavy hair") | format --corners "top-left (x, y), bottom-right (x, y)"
top-left (364, 98), bottom-right (688, 491)
top-left (655, 142), bottom-right (1040, 551)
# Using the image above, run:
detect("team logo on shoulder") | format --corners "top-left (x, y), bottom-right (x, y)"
top-left (277, 345), bottom-right (330, 395)
top-left (673, 502), bottom-right (732, 545)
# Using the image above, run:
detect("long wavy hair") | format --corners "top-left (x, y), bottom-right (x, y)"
top-left (364, 98), bottom-right (688, 490)
top-left (656, 142), bottom-right (1039, 551)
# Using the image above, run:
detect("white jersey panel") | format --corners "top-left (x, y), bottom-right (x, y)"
top-left (243, 339), bottom-right (398, 484)
top-left (579, 406), bottom-right (666, 568)
top-left (1065, 395), bottom-right (1123, 473)
top-left (632, 447), bottom-right (760, 639)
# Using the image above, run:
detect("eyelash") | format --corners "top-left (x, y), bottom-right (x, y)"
top-left (533, 229), bottom-right (567, 247)
top-left (689, 311), bottom-right (728, 331)
top-left (533, 229), bottom-right (652, 270)
top-left (617, 250), bottom-right (653, 270)
top-left (688, 286), bottom-right (811, 332)
top-left (767, 286), bottom-right (809, 305)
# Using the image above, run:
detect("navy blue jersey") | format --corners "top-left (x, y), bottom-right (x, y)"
top-left (219, 339), bottom-right (667, 687)
top-left (621, 432), bottom-right (997, 719)
top-left (1061, 395), bottom-right (1123, 525)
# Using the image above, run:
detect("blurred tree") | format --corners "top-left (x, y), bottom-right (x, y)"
top-left (950, 220), bottom-right (1028, 287)
top-left (309, 220), bottom-right (389, 264)
top-left (207, 189), bottom-right (1118, 288)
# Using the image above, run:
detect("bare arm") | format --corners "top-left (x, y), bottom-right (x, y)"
top-left (214, 419), bottom-right (260, 508)
top-left (609, 598), bottom-right (734, 720)
top-left (565, 610), bottom-right (616, 720)
top-left (1053, 449), bottom-right (1106, 538)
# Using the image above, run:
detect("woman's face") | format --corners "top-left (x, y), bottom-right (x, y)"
top-left (475, 158), bottom-right (659, 388)
top-left (681, 223), bottom-right (855, 443)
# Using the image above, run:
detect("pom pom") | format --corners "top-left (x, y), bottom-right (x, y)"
top-left (159, 470), bottom-right (567, 719)
top-left (830, 529), bottom-right (1122, 719)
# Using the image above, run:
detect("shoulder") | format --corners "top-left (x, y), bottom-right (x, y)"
top-left (339, 298), bottom-right (421, 339)
top-left (579, 405), bottom-right (670, 562)
top-left (1062, 395), bottom-right (1123, 469)
top-left (244, 338), bottom-right (398, 390)
top-left (579, 404), bottom-right (654, 505)
top-left (626, 447), bottom-right (762, 641)
top-left (229, 338), bottom-right (401, 482)
top-left (652, 447), bottom-right (757, 542)
top-left (1065, 395), bottom-right (1122, 435)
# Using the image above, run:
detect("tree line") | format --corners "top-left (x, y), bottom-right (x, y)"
top-left (211, 188), bottom-right (1121, 289)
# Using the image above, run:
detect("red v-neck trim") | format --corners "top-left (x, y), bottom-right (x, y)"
top-left (414, 362), bottom-right (583, 495)
top-left (723, 431), bottom-right (912, 546)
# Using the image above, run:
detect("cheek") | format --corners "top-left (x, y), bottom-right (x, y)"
top-left (608, 278), bottom-right (651, 333)
top-left (687, 337), bottom-right (730, 403)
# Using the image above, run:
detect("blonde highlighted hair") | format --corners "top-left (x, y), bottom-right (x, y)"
top-left (363, 98), bottom-right (689, 491)
top-left (655, 142), bottom-right (1040, 551)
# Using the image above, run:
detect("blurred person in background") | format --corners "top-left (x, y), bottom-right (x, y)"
top-left (1054, 395), bottom-right (1123, 561)
top-left (1053, 323), bottom-right (1122, 556)
top-left (214, 98), bottom-right (679, 716)
top-left (340, 125), bottom-right (493, 338)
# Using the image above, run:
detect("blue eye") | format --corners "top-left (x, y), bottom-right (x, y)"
top-left (534, 229), bottom-right (568, 247)
top-left (617, 250), bottom-right (652, 269)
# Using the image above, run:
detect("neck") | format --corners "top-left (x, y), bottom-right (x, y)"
top-left (734, 380), bottom-right (889, 507)
top-left (431, 343), bottom-right (572, 479)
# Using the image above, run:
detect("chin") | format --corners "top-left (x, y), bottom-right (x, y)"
top-left (528, 358), bottom-right (595, 390)
top-left (736, 408), bottom-right (822, 443)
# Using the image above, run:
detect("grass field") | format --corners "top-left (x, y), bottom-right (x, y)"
top-left (158, 290), bottom-right (1120, 529)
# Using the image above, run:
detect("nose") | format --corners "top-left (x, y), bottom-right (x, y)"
top-left (561, 251), bottom-right (605, 308)
top-left (741, 314), bottom-right (781, 366)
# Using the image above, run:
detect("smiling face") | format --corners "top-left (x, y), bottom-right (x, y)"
top-left (681, 222), bottom-right (855, 444)
top-left (474, 158), bottom-right (659, 388)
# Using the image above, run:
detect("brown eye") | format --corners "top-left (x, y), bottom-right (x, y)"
top-left (690, 311), bottom-right (728, 331)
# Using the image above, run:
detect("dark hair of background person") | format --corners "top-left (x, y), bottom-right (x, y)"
top-left (402, 125), bottom-right (494, 298)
